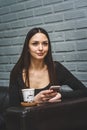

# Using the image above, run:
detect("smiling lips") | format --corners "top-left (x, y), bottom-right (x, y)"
top-left (37, 53), bottom-right (44, 56)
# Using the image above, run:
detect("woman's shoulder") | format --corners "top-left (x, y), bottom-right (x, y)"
top-left (54, 61), bottom-right (68, 73)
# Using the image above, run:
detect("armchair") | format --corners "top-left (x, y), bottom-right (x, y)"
top-left (0, 87), bottom-right (9, 130)
top-left (6, 97), bottom-right (87, 130)
top-left (0, 86), bottom-right (87, 130)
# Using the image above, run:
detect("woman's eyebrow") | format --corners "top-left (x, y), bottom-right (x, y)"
top-left (32, 40), bottom-right (48, 42)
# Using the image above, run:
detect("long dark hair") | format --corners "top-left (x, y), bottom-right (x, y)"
top-left (10, 27), bottom-right (57, 87)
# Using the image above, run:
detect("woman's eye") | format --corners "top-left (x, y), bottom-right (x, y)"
top-left (31, 41), bottom-right (48, 46)
top-left (42, 42), bottom-right (48, 46)
top-left (32, 42), bottom-right (38, 46)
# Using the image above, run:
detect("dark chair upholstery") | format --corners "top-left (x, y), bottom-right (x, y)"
top-left (6, 97), bottom-right (87, 130)
top-left (0, 87), bottom-right (9, 130)
top-left (0, 86), bottom-right (87, 130)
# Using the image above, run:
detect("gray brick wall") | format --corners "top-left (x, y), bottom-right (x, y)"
top-left (0, 0), bottom-right (87, 87)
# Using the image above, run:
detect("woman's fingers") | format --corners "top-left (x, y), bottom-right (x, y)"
top-left (48, 93), bottom-right (62, 102)
top-left (34, 90), bottom-right (61, 103)
top-left (41, 91), bottom-right (58, 102)
top-left (40, 89), bottom-right (53, 94)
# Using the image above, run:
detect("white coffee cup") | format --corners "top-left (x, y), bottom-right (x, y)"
top-left (22, 88), bottom-right (35, 102)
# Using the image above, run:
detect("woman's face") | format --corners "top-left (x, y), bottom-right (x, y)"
top-left (29, 32), bottom-right (49, 61)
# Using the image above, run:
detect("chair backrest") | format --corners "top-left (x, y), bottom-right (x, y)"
top-left (0, 87), bottom-right (9, 113)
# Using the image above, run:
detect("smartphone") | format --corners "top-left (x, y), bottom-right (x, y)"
top-left (50, 86), bottom-right (60, 92)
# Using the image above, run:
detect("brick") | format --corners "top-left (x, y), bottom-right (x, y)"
top-left (53, 42), bottom-right (75, 52)
top-left (75, 0), bottom-right (87, 8)
top-left (54, 20), bottom-right (75, 31)
top-left (44, 13), bottom-right (63, 23)
top-left (16, 27), bottom-right (30, 36)
top-left (0, 80), bottom-right (9, 87)
top-left (54, 1), bottom-right (73, 12)
top-left (25, 0), bottom-right (42, 9)
top-left (34, 6), bottom-right (52, 16)
top-left (0, 56), bottom-right (19, 64)
top-left (10, 2), bottom-right (25, 12)
top-left (0, 31), bottom-right (4, 38)
top-left (10, 19), bottom-right (26, 29)
top-left (77, 52), bottom-right (87, 61)
top-left (0, 72), bottom-right (10, 79)
top-left (65, 30), bottom-right (76, 41)
top-left (26, 17), bottom-right (43, 26)
top-left (52, 53), bottom-right (64, 62)
top-left (50, 32), bottom-right (65, 42)
top-left (64, 10), bottom-right (85, 20)
top-left (1, 13), bottom-right (17, 22)
top-left (0, 64), bottom-right (14, 72)
top-left (0, 28), bottom-right (28, 38)
top-left (3, 0), bottom-right (16, 6)
top-left (0, 0), bottom-right (16, 7)
top-left (0, 6), bottom-right (10, 15)
top-left (17, 0), bottom-right (28, 2)
top-left (0, 46), bottom-right (22, 55)
top-left (75, 19), bottom-right (87, 29)
top-left (77, 62), bottom-right (87, 71)
top-left (17, 9), bottom-right (33, 19)
top-left (0, 36), bottom-right (25, 46)
top-left (0, 23), bottom-right (10, 31)
top-left (75, 29), bottom-right (87, 40)
top-left (65, 29), bottom-right (87, 41)
top-left (63, 52), bottom-right (77, 62)
top-left (43, 0), bottom-right (62, 5)
top-left (41, 25), bottom-right (55, 33)
top-left (76, 40), bottom-right (87, 50)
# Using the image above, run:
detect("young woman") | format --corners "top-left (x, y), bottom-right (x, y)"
top-left (9, 27), bottom-right (87, 106)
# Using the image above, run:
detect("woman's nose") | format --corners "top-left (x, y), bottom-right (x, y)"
top-left (39, 44), bottom-right (43, 50)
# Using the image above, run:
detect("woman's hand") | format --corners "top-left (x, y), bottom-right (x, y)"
top-left (48, 92), bottom-right (61, 102)
top-left (34, 89), bottom-right (61, 103)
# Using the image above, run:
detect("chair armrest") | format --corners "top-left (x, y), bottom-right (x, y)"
top-left (5, 97), bottom-right (87, 130)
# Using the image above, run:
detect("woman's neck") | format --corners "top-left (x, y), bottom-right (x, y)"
top-left (29, 60), bottom-right (46, 71)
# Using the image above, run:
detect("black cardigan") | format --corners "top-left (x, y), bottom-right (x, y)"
top-left (9, 61), bottom-right (87, 106)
